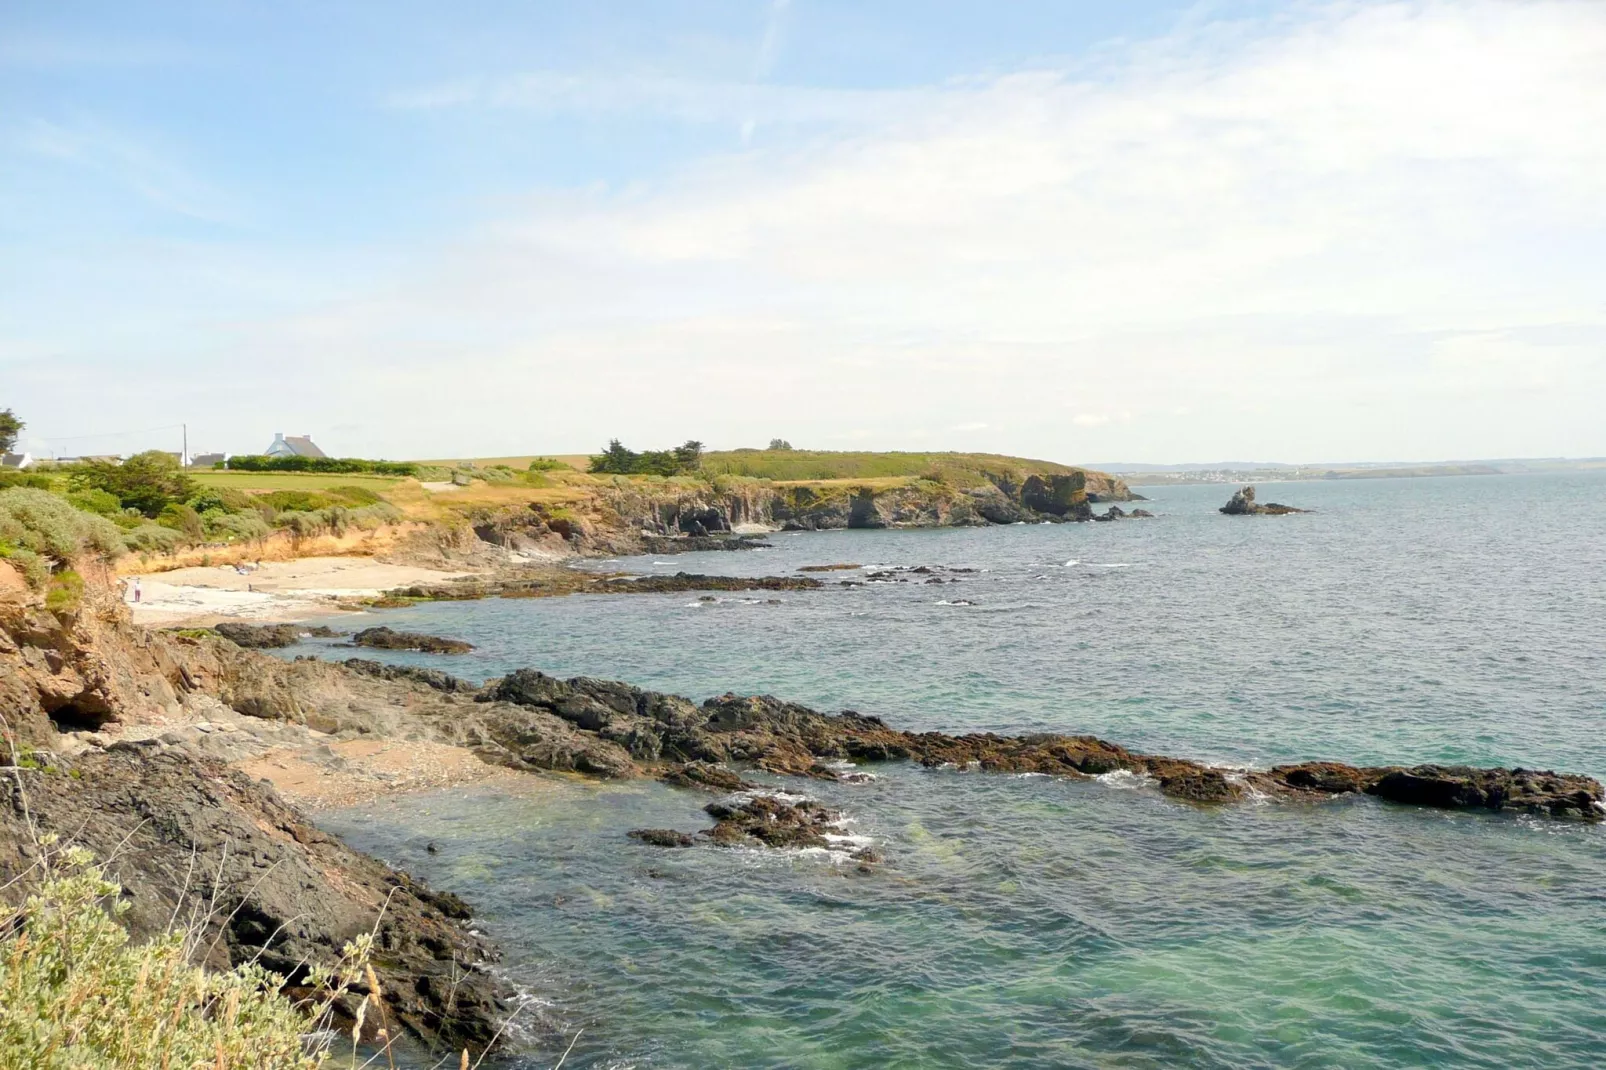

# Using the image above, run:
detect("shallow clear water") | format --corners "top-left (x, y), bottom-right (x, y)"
top-left (313, 474), bottom-right (1606, 1067)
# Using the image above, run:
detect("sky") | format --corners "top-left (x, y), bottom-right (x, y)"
top-left (3, 0), bottom-right (1604, 465)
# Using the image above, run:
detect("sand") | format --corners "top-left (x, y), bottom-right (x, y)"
top-left (121, 556), bottom-right (474, 626)
top-left (236, 738), bottom-right (534, 811)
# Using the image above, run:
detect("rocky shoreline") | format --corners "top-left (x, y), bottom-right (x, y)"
top-left (4, 570), bottom-right (1603, 1058)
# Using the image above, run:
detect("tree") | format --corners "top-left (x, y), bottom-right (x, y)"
top-left (0, 409), bottom-right (22, 453)
top-left (68, 450), bottom-right (197, 517)
top-left (589, 439), bottom-right (704, 476)
top-left (672, 440), bottom-right (704, 470)
top-left (768, 439), bottom-right (793, 451)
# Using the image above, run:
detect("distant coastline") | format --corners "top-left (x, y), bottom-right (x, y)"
top-left (1102, 456), bottom-right (1606, 486)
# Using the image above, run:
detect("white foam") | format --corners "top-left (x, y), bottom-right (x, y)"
top-left (1095, 769), bottom-right (1152, 790)
top-left (1063, 560), bottom-right (1079, 566)
top-left (935, 599), bottom-right (976, 606)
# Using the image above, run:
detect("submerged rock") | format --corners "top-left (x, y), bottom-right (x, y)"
top-left (1219, 485), bottom-right (1308, 515)
top-left (628, 828), bottom-right (696, 847)
top-left (352, 626), bottom-right (474, 655)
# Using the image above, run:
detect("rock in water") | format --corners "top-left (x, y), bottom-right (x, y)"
top-left (352, 626), bottom-right (474, 654)
top-left (213, 622), bottom-right (340, 648)
top-left (1219, 485), bottom-right (1308, 515)
top-left (628, 828), bottom-right (696, 847)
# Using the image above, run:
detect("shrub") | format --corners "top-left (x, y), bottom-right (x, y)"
top-left (44, 569), bottom-right (84, 613)
top-left (326, 485), bottom-right (381, 507)
top-left (526, 457), bottom-right (568, 472)
top-left (0, 488), bottom-right (126, 563)
top-left (0, 840), bottom-right (376, 1070)
top-left (67, 488), bottom-right (122, 516)
top-left (348, 502), bottom-right (402, 530)
top-left (156, 503), bottom-right (205, 543)
top-left (259, 490), bottom-right (335, 512)
top-left (219, 455), bottom-right (417, 476)
top-left (121, 523), bottom-right (184, 554)
top-left (0, 470), bottom-right (53, 490)
top-left (272, 510), bottom-right (324, 537)
top-left (185, 486), bottom-right (256, 515)
top-left (203, 510), bottom-right (271, 542)
top-left (0, 546), bottom-right (49, 588)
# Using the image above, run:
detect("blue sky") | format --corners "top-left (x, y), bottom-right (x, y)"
top-left (4, 0), bottom-right (1603, 463)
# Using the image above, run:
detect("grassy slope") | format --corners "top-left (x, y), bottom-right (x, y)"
top-left (175, 449), bottom-right (1105, 526)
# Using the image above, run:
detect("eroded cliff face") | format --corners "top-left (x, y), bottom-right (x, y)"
top-left (0, 562), bottom-right (193, 746)
top-left (457, 468), bottom-right (1137, 556)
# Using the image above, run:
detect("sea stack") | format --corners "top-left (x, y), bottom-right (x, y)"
top-left (1219, 485), bottom-right (1308, 515)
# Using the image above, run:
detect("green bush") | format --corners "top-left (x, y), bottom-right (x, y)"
top-left (67, 451), bottom-right (197, 517)
top-left (353, 503), bottom-right (402, 529)
top-left (0, 488), bottom-right (126, 563)
top-left (0, 470), bottom-right (53, 491)
top-left (185, 486), bottom-right (257, 515)
top-left (259, 490), bottom-right (335, 512)
top-left (0, 840), bottom-right (376, 1070)
top-left (67, 488), bottom-right (122, 516)
top-left (203, 510), bottom-right (272, 542)
top-left (219, 455), bottom-right (417, 476)
top-left (122, 523), bottom-right (185, 554)
top-left (526, 457), bottom-right (568, 472)
top-left (271, 510), bottom-right (324, 537)
top-left (156, 503), bottom-right (205, 543)
top-left (326, 485), bottom-right (382, 507)
top-left (44, 569), bottom-right (84, 613)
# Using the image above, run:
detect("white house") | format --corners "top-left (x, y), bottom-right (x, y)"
top-left (264, 433), bottom-right (327, 459)
top-left (0, 452), bottom-right (32, 470)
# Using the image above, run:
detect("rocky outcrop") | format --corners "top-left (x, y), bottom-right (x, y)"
top-left (352, 626), bottom-right (474, 655)
top-left (1220, 486), bottom-right (1308, 515)
top-left (473, 670), bottom-right (1604, 820)
top-left (214, 622), bottom-right (341, 648)
top-left (0, 750), bottom-right (515, 1052)
top-left (458, 468), bottom-right (1138, 555)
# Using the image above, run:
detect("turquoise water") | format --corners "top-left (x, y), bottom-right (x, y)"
top-left (315, 474), bottom-right (1606, 1067)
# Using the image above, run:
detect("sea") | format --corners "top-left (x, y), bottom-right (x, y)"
top-left (300, 474), bottom-right (1606, 1068)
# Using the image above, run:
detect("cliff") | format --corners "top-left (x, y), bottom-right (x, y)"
top-left (459, 467), bottom-right (1137, 557)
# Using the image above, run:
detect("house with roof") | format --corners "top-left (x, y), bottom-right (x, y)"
top-left (1, 452), bottom-right (33, 470)
top-left (189, 452), bottom-right (230, 469)
top-left (264, 433), bottom-right (327, 459)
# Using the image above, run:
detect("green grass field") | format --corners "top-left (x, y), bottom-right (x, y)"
top-left (188, 471), bottom-right (405, 492)
top-left (697, 450), bottom-right (1080, 483)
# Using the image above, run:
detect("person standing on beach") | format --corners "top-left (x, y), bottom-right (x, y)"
top-left (132, 578), bottom-right (141, 604)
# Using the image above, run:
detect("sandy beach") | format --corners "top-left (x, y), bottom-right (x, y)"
top-left (120, 556), bottom-right (475, 626)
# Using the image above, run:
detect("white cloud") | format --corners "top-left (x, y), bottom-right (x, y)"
top-left (13, 0), bottom-right (1606, 462)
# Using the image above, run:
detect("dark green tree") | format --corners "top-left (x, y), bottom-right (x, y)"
top-left (768, 438), bottom-right (793, 451)
top-left (0, 409), bottom-right (22, 453)
top-left (69, 450), bottom-right (197, 517)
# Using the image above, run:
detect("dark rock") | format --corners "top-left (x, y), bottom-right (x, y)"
top-left (1220, 485), bottom-right (1308, 515)
top-left (0, 751), bottom-right (514, 1052)
top-left (214, 622), bottom-right (340, 648)
top-left (352, 627), bottom-right (474, 655)
top-left (660, 762), bottom-right (756, 792)
top-left (343, 658), bottom-right (476, 693)
top-left (1129, 509), bottom-right (1155, 518)
top-left (628, 828), bottom-right (696, 848)
top-left (699, 794), bottom-right (848, 849)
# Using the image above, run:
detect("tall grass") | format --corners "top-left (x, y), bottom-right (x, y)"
top-left (0, 834), bottom-right (374, 1069)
